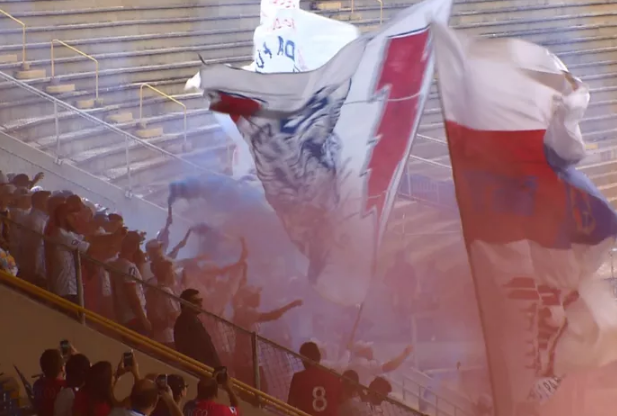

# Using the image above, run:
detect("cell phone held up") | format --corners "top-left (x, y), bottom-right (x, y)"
top-left (156, 374), bottom-right (168, 391)
top-left (213, 366), bottom-right (228, 384)
top-left (60, 340), bottom-right (71, 357)
top-left (123, 351), bottom-right (134, 369)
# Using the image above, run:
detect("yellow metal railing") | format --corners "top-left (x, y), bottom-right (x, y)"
top-left (139, 83), bottom-right (187, 147)
top-left (0, 271), bottom-right (309, 416)
top-left (51, 39), bottom-right (99, 100)
top-left (377, 0), bottom-right (383, 24)
top-left (0, 9), bottom-right (26, 67)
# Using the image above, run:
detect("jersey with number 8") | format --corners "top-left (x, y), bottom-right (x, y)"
top-left (312, 386), bottom-right (328, 412)
top-left (288, 367), bottom-right (341, 416)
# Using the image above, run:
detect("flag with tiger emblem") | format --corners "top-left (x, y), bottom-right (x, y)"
top-left (194, 0), bottom-right (453, 306)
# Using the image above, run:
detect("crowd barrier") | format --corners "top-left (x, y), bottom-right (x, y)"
top-left (399, 173), bottom-right (457, 211)
top-left (1, 217), bottom-right (429, 416)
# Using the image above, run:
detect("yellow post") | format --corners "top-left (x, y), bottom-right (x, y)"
top-left (377, 0), bottom-right (383, 24)
top-left (139, 83), bottom-right (188, 147)
top-left (51, 39), bottom-right (99, 99)
top-left (0, 9), bottom-right (26, 68)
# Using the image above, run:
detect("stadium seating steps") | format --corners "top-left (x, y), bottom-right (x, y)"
top-left (0, 0), bottom-right (615, 272)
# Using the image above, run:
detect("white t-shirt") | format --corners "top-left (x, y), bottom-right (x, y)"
top-left (149, 285), bottom-right (180, 344)
top-left (50, 228), bottom-right (90, 297)
top-left (107, 258), bottom-right (147, 324)
top-left (9, 207), bottom-right (29, 264)
top-left (21, 208), bottom-right (48, 278)
top-left (54, 387), bottom-right (76, 416)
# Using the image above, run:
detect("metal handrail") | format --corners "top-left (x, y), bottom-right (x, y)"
top-left (4, 215), bottom-right (424, 416)
top-left (401, 374), bottom-right (473, 416)
top-left (0, 9), bottom-right (26, 67)
top-left (409, 154), bottom-right (452, 169)
top-left (0, 271), bottom-right (310, 416)
top-left (0, 70), bottom-right (220, 192)
top-left (51, 39), bottom-right (99, 100)
top-left (139, 83), bottom-right (187, 147)
top-left (417, 134), bottom-right (446, 145)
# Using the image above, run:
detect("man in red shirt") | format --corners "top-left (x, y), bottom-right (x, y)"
top-left (288, 342), bottom-right (342, 416)
top-left (33, 349), bottom-right (66, 416)
top-left (184, 372), bottom-right (239, 416)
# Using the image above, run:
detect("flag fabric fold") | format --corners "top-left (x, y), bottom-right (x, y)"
top-left (197, 0), bottom-right (453, 306)
top-left (433, 21), bottom-right (617, 414)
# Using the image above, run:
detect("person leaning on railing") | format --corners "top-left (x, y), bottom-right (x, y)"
top-left (173, 288), bottom-right (222, 370)
top-left (46, 202), bottom-right (127, 305)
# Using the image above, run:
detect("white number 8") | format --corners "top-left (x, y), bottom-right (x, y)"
top-left (312, 386), bottom-right (327, 412)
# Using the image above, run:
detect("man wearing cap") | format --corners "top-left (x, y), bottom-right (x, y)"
top-left (11, 172), bottom-right (44, 190)
top-left (20, 190), bottom-right (51, 288)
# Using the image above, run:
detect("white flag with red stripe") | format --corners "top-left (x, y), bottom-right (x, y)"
top-left (196, 0), bottom-right (453, 306)
top-left (433, 22), bottom-right (617, 415)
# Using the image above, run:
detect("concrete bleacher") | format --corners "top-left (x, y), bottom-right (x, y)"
top-left (0, 0), bottom-right (613, 207)
top-left (0, 0), bottom-right (614, 292)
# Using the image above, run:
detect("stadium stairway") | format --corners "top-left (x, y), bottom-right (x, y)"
top-left (0, 272), bottom-right (303, 416)
top-left (0, 0), bottom-right (615, 212)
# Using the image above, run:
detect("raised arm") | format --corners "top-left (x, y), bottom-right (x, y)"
top-left (382, 345), bottom-right (413, 373)
top-left (257, 299), bottom-right (303, 323)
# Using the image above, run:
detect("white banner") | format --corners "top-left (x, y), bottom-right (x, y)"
top-left (254, 8), bottom-right (360, 73)
top-left (260, 0), bottom-right (299, 24)
top-left (198, 0), bottom-right (453, 305)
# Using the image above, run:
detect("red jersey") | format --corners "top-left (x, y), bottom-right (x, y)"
top-left (32, 377), bottom-right (65, 416)
top-left (185, 399), bottom-right (239, 416)
top-left (72, 390), bottom-right (112, 416)
top-left (288, 367), bottom-right (342, 416)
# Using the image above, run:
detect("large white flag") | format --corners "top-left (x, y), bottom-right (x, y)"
top-left (433, 22), bottom-right (617, 415)
top-left (196, 0), bottom-right (453, 305)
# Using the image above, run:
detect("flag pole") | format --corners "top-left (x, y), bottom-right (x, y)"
top-left (433, 69), bottom-right (506, 415)
top-left (343, 302), bottom-right (365, 357)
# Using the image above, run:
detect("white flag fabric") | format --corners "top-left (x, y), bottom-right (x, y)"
top-left (196, 0), bottom-right (453, 306)
top-left (433, 22), bottom-right (617, 415)
top-left (253, 8), bottom-right (359, 73)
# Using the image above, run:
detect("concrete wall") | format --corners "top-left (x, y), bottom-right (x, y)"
top-left (0, 283), bottom-right (271, 416)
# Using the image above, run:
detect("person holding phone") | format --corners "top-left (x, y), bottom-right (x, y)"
top-left (151, 375), bottom-right (187, 416)
top-left (33, 349), bottom-right (66, 416)
top-left (183, 370), bottom-right (239, 416)
top-left (54, 353), bottom-right (91, 416)
top-left (109, 378), bottom-right (182, 416)
top-left (73, 353), bottom-right (140, 416)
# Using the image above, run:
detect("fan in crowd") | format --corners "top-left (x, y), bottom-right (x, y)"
top-left (4, 170), bottom-right (408, 416)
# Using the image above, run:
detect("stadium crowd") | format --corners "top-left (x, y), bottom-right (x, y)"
top-left (0, 169), bottom-right (412, 416)
top-left (30, 341), bottom-right (393, 416)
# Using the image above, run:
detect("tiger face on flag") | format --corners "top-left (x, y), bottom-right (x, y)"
top-left (196, 0), bottom-right (453, 306)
